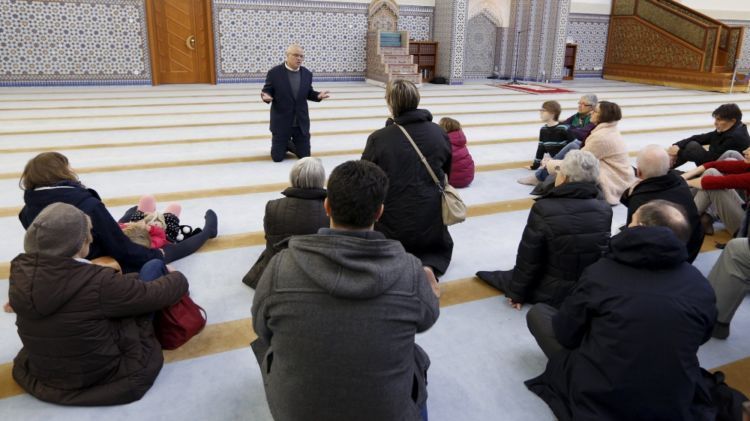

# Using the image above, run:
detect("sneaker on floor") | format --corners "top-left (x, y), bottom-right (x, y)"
top-left (517, 175), bottom-right (540, 186)
top-left (712, 322), bottom-right (730, 339)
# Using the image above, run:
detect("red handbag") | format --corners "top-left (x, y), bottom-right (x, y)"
top-left (154, 293), bottom-right (207, 350)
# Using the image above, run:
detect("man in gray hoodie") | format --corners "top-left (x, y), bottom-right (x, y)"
top-left (251, 160), bottom-right (440, 421)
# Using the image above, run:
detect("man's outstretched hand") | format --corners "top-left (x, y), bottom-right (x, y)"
top-left (261, 92), bottom-right (273, 103)
top-left (317, 90), bottom-right (330, 100)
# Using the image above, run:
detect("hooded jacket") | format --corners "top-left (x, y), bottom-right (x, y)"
top-left (526, 226), bottom-right (717, 421)
top-left (620, 171), bottom-right (704, 262)
top-left (509, 182), bottom-right (613, 307)
top-left (9, 254), bottom-right (187, 405)
top-left (251, 229), bottom-right (439, 421)
top-left (447, 129), bottom-right (475, 188)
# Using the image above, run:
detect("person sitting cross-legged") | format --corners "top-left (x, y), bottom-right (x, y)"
top-left (9, 203), bottom-right (188, 406)
top-left (681, 146), bottom-right (750, 236)
top-left (241, 157), bottom-right (329, 288)
top-left (621, 145), bottom-right (704, 262)
top-left (251, 160), bottom-right (440, 421)
top-left (668, 103), bottom-right (750, 168)
top-left (524, 200), bottom-right (717, 421)
top-left (476, 150), bottom-right (612, 309)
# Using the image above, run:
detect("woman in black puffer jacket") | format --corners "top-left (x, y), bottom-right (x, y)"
top-left (477, 150), bottom-right (613, 308)
top-left (242, 157), bottom-right (329, 288)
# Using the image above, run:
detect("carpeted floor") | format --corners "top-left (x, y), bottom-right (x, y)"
top-left (0, 79), bottom-right (748, 420)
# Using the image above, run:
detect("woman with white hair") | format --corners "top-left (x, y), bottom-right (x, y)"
top-left (477, 150), bottom-right (613, 309)
top-left (242, 157), bottom-right (330, 288)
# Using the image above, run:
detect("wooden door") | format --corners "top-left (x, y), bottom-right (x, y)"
top-left (146, 0), bottom-right (215, 84)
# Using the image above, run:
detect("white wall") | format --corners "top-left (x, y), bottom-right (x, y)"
top-left (570, 0), bottom-right (750, 19)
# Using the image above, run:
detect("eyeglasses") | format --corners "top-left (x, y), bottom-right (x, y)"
top-left (578, 102), bottom-right (592, 106)
top-left (290, 53), bottom-right (305, 59)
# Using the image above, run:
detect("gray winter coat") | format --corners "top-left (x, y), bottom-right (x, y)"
top-left (251, 228), bottom-right (439, 421)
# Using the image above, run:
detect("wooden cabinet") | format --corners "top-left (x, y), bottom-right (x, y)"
top-left (409, 41), bottom-right (438, 82)
top-left (563, 43), bottom-right (577, 80)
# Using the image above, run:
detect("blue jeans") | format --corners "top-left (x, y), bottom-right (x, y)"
top-left (139, 259), bottom-right (168, 283)
top-left (535, 140), bottom-right (582, 181)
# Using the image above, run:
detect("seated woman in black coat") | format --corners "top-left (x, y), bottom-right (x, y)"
top-left (476, 150), bottom-right (612, 309)
top-left (18, 152), bottom-right (218, 273)
top-left (242, 157), bottom-right (329, 288)
top-left (362, 79), bottom-right (453, 279)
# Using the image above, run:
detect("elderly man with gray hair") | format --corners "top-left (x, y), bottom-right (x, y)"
top-left (621, 145), bottom-right (704, 262)
top-left (242, 157), bottom-right (330, 288)
top-left (261, 44), bottom-right (331, 162)
top-left (477, 150), bottom-right (612, 309)
top-left (528, 94), bottom-right (599, 185)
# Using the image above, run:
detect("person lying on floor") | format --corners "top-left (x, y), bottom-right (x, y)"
top-left (476, 150), bottom-right (612, 309)
top-left (621, 145), bottom-right (703, 262)
top-left (251, 160), bottom-right (440, 421)
top-left (524, 200), bottom-right (717, 421)
top-left (241, 157), bottom-right (329, 288)
top-left (18, 152), bottom-right (218, 273)
top-left (9, 203), bottom-right (188, 406)
top-left (668, 103), bottom-right (750, 168)
top-left (681, 146), bottom-right (750, 237)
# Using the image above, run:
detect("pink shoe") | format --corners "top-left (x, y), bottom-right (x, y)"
top-left (164, 203), bottom-right (182, 217)
top-left (137, 195), bottom-right (157, 213)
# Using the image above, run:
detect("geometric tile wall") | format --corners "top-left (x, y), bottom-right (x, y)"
top-left (0, 0), bottom-right (152, 86)
top-left (566, 13), bottom-right (610, 77)
top-left (433, 0), bottom-right (467, 84)
top-left (213, 0), bottom-right (434, 83)
top-left (464, 13), bottom-right (498, 79)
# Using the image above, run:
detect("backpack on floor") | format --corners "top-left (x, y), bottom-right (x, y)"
top-left (154, 293), bottom-right (207, 350)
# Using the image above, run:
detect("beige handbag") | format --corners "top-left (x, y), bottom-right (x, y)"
top-left (395, 124), bottom-right (467, 226)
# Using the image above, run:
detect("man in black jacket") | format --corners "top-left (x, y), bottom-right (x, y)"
top-left (261, 44), bottom-right (330, 162)
top-left (668, 103), bottom-right (750, 168)
top-left (525, 200), bottom-right (717, 421)
top-left (621, 145), bottom-right (703, 262)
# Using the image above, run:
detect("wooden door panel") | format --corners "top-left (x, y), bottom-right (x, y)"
top-left (148, 0), bottom-right (214, 84)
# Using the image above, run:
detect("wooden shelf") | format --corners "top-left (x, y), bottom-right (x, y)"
top-left (409, 41), bottom-right (438, 83)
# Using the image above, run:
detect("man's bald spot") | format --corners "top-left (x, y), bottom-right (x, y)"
top-left (637, 145), bottom-right (670, 179)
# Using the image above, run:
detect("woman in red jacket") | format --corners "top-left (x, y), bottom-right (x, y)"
top-left (682, 148), bottom-right (750, 235)
top-left (439, 117), bottom-right (475, 188)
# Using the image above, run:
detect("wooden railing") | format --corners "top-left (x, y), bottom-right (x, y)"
top-left (604, 0), bottom-right (746, 92)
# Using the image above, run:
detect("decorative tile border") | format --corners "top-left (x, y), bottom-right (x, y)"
top-left (212, 0), bottom-right (433, 83)
top-left (0, 0), bottom-right (152, 86)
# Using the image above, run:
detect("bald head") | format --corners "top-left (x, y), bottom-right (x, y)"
top-left (631, 199), bottom-right (690, 242)
top-left (637, 145), bottom-right (670, 179)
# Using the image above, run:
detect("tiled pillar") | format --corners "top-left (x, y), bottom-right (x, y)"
top-left (433, 0), bottom-right (468, 84)
top-left (499, 0), bottom-right (571, 83)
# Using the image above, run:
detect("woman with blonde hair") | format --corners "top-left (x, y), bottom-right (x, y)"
top-left (362, 79), bottom-right (454, 278)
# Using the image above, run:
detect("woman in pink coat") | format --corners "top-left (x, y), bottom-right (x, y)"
top-left (440, 117), bottom-right (475, 188)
